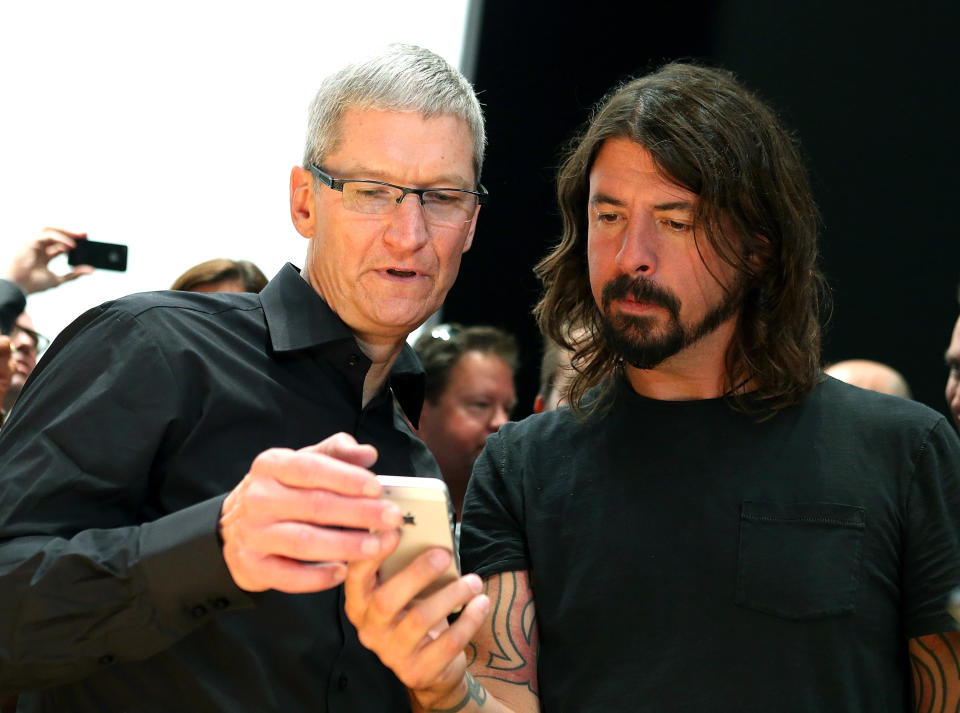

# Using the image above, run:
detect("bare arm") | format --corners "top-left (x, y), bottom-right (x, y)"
top-left (412, 571), bottom-right (541, 713)
top-left (344, 542), bottom-right (541, 713)
top-left (910, 631), bottom-right (960, 712)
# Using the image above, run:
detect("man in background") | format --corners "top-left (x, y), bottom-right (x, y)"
top-left (946, 287), bottom-right (960, 430)
top-left (0, 228), bottom-right (92, 421)
top-left (824, 358), bottom-right (912, 398)
top-left (0, 44), bottom-right (486, 712)
top-left (170, 258), bottom-right (269, 293)
top-left (414, 323), bottom-right (517, 516)
top-left (533, 325), bottom-right (588, 413)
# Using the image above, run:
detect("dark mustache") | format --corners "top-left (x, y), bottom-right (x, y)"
top-left (601, 275), bottom-right (681, 320)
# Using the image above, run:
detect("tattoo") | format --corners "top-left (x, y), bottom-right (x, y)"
top-left (427, 672), bottom-right (487, 713)
top-left (910, 632), bottom-right (960, 713)
top-left (474, 571), bottom-right (540, 696)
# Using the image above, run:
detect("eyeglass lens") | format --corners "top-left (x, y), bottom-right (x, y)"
top-left (340, 182), bottom-right (476, 225)
top-left (8, 325), bottom-right (47, 354)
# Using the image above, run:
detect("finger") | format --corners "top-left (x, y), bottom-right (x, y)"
top-left (394, 573), bottom-right (484, 648)
top-left (247, 487), bottom-right (402, 531)
top-left (252, 447), bottom-right (380, 496)
top-left (344, 529), bottom-right (401, 621)
top-left (64, 265), bottom-right (95, 280)
top-left (412, 591), bottom-right (490, 680)
top-left (253, 522), bottom-right (399, 563)
top-left (42, 227), bottom-right (87, 241)
top-left (245, 557), bottom-right (348, 594)
top-left (300, 432), bottom-right (379, 470)
top-left (368, 548), bottom-right (456, 625)
top-left (38, 232), bottom-right (79, 256)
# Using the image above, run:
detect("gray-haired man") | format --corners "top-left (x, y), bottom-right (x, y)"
top-left (0, 44), bottom-right (485, 712)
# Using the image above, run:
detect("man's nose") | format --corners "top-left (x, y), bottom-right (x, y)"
top-left (488, 404), bottom-right (511, 432)
top-left (384, 194), bottom-right (431, 251)
top-left (616, 219), bottom-right (658, 275)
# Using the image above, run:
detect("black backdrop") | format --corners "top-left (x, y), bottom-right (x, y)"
top-left (442, 1), bottom-right (960, 420)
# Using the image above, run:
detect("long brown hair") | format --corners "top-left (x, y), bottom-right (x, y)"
top-left (534, 62), bottom-right (829, 418)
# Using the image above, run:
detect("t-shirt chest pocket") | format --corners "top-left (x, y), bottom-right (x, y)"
top-left (736, 501), bottom-right (866, 619)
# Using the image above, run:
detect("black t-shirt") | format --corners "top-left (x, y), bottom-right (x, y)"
top-left (461, 375), bottom-right (960, 713)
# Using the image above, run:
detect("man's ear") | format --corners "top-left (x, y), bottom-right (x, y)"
top-left (745, 234), bottom-right (771, 270)
top-left (533, 395), bottom-right (545, 414)
top-left (289, 166), bottom-right (316, 239)
top-left (461, 205), bottom-right (480, 254)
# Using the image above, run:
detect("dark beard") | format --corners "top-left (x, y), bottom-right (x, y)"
top-left (600, 273), bottom-right (744, 370)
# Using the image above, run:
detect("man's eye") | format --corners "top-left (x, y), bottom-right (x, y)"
top-left (596, 212), bottom-right (620, 224)
top-left (356, 187), bottom-right (393, 199)
top-left (424, 190), bottom-right (467, 205)
top-left (662, 219), bottom-right (692, 233)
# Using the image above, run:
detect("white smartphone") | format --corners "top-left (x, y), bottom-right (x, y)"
top-left (376, 475), bottom-right (459, 598)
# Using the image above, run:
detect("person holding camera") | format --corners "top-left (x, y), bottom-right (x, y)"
top-left (0, 227), bottom-right (92, 421)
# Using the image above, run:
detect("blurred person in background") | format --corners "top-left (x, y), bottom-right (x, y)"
top-left (824, 359), bottom-right (912, 398)
top-left (414, 323), bottom-right (517, 517)
top-left (171, 258), bottom-right (268, 293)
top-left (1, 227), bottom-right (92, 421)
top-left (533, 325), bottom-right (588, 413)
top-left (945, 284), bottom-right (960, 431)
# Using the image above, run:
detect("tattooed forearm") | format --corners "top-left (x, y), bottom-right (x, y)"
top-left (909, 631), bottom-right (960, 713)
top-left (427, 672), bottom-right (488, 713)
top-left (474, 571), bottom-right (540, 695)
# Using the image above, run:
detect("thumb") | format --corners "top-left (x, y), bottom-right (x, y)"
top-left (300, 432), bottom-right (379, 469)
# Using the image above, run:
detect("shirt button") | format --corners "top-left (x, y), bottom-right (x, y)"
top-left (210, 597), bottom-right (230, 610)
top-left (345, 354), bottom-right (360, 368)
top-left (99, 653), bottom-right (115, 665)
top-left (337, 673), bottom-right (349, 690)
top-left (190, 604), bottom-right (208, 618)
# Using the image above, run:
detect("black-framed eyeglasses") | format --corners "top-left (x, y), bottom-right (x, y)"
top-left (309, 164), bottom-right (487, 228)
top-left (8, 323), bottom-right (49, 355)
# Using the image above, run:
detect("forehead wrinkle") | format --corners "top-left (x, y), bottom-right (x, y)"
top-left (590, 192), bottom-right (628, 208)
top-left (653, 201), bottom-right (695, 212)
top-left (326, 161), bottom-right (473, 189)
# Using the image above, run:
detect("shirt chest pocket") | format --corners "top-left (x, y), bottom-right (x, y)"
top-left (736, 501), bottom-right (865, 619)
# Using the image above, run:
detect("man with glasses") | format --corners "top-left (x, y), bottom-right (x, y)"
top-left (0, 227), bottom-right (91, 424)
top-left (0, 45), bottom-right (486, 712)
top-left (1, 316), bottom-right (49, 417)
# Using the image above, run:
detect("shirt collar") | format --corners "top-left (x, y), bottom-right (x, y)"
top-left (259, 263), bottom-right (425, 425)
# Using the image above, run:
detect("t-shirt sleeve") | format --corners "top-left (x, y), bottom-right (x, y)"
top-left (459, 424), bottom-right (530, 579)
top-left (902, 416), bottom-right (960, 639)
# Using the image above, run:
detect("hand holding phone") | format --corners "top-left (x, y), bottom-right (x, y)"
top-left (376, 475), bottom-right (459, 598)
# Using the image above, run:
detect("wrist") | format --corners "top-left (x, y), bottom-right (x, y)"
top-left (415, 672), bottom-right (488, 713)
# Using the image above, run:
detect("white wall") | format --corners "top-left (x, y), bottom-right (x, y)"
top-left (0, 0), bottom-right (471, 340)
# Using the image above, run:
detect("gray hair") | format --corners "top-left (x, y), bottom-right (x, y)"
top-left (303, 43), bottom-right (486, 182)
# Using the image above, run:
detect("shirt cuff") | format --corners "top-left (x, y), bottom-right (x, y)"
top-left (138, 494), bottom-right (254, 630)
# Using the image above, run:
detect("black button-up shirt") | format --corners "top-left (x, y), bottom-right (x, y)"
top-left (0, 263), bottom-right (436, 712)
